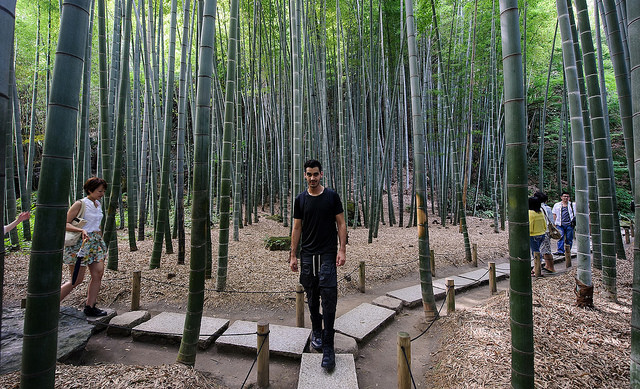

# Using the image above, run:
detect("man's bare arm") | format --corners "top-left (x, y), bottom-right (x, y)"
top-left (336, 212), bottom-right (347, 266)
top-left (289, 218), bottom-right (303, 271)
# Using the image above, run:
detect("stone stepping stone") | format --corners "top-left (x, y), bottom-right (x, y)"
top-left (386, 284), bottom-right (446, 307)
top-left (107, 310), bottom-right (151, 336)
top-left (495, 262), bottom-right (510, 274)
top-left (458, 268), bottom-right (492, 283)
top-left (297, 353), bottom-right (358, 389)
top-left (433, 276), bottom-right (476, 292)
top-left (216, 320), bottom-right (311, 358)
top-left (372, 295), bottom-right (404, 312)
top-left (131, 312), bottom-right (229, 349)
top-left (334, 303), bottom-right (395, 342)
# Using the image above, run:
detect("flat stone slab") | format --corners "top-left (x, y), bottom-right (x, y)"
top-left (386, 284), bottom-right (446, 307)
top-left (372, 295), bottom-right (404, 312)
top-left (131, 312), bottom-right (229, 349)
top-left (108, 311), bottom-right (151, 336)
top-left (297, 353), bottom-right (358, 389)
top-left (334, 303), bottom-right (395, 342)
top-left (216, 320), bottom-right (311, 358)
top-left (458, 268), bottom-right (491, 283)
top-left (437, 276), bottom-right (477, 290)
top-left (495, 262), bottom-right (510, 274)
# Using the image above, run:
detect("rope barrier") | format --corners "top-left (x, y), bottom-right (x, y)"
top-left (366, 258), bottom-right (419, 268)
top-left (409, 268), bottom-right (490, 343)
top-left (401, 345), bottom-right (418, 389)
top-left (139, 276), bottom-right (295, 294)
top-left (240, 330), bottom-right (269, 389)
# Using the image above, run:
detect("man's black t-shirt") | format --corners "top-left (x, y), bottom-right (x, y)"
top-left (293, 188), bottom-right (344, 255)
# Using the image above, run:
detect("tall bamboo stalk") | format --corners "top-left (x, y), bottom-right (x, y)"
top-left (20, 0), bottom-right (90, 386)
top-left (405, 0), bottom-right (437, 320)
top-left (628, 0), bottom-right (640, 383)
top-left (176, 0), bottom-right (215, 365)
top-left (500, 0), bottom-right (534, 387)
top-left (0, 0), bottom-right (16, 356)
top-left (215, 0), bottom-right (239, 291)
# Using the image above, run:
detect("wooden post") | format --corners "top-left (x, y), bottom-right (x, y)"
top-left (430, 249), bottom-right (435, 277)
top-left (397, 332), bottom-right (411, 389)
top-left (624, 227), bottom-right (631, 244)
top-left (564, 244), bottom-right (571, 268)
top-left (446, 278), bottom-right (455, 314)
top-left (472, 243), bottom-right (478, 267)
top-left (21, 298), bottom-right (27, 309)
top-left (257, 321), bottom-right (270, 388)
top-left (359, 261), bottom-right (366, 293)
top-left (632, 221), bottom-right (635, 237)
top-left (296, 284), bottom-right (304, 328)
top-left (533, 252), bottom-right (541, 278)
top-left (131, 270), bottom-right (141, 311)
top-left (488, 262), bottom-right (497, 294)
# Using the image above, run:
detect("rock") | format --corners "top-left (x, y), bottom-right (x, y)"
top-left (1, 307), bottom-right (93, 374)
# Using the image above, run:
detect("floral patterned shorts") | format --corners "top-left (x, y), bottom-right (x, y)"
top-left (63, 231), bottom-right (107, 266)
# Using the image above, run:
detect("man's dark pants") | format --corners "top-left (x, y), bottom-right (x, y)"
top-left (300, 253), bottom-right (338, 348)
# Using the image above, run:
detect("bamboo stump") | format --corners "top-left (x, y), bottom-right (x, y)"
top-left (397, 332), bottom-right (411, 389)
top-left (564, 244), bottom-right (571, 268)
top-left (472, 243), bottom-right (478, 267)
top-left (257, 322), bottom-right (269, 388)
top-left (131, 270), bottom-right (141, 311)
top-left (488, 262), bottom-right (497, 295)
top-left (446, 278), bottom-right (455, 314)
top-left (359, 261), bottom-right (366, 293)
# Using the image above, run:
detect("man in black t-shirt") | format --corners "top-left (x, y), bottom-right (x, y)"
top-left (289, 159), bottom-right (347, 371)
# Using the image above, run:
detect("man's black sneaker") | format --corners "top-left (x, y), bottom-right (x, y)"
top-left (321, 347), bottom-right (335, 371)
top-left (84, 304), bottom-right (107, 317)
top-left (311, 331), bottom-right (323, 352)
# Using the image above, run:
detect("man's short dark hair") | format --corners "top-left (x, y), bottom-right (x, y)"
top-left (561, 190), bottom-right (571, 197)
top-left (534, 191), bottom-right (548, 203)
top-left (529, 196), bottom-right (541, 212)
top-left (304, 159), bottom-right (323, 172)
top-left (84, 177), bottom-right (108, 195)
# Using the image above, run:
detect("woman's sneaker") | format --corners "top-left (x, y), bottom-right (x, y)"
top-left (84, 304), bottom-right (107, 317)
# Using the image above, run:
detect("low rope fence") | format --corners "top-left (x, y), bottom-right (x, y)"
top-left (398, 266), bottom-right (494, 389)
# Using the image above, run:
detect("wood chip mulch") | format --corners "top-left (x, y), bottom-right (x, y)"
top-left (0, 363), bottom-right (226, 389)
top-left (426, 248), bottom-right (634, 388)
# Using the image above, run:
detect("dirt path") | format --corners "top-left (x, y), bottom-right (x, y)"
top-left (77, 259), bottom-right (509, 388)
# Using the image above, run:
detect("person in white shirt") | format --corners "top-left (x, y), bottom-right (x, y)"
top-left (552, 191), bottom-right (576, 255)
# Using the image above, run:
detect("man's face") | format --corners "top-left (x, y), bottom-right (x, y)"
top-left (562, 194), bottom-right (570, 203)
top-left (305, 167), bottom-right (322, 189)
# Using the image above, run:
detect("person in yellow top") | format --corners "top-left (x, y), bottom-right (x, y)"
top-left (529, 196), bottom-right (547, 261)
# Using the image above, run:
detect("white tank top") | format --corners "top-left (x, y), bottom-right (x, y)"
top-left (80, 197), bottom-right (103, 233)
